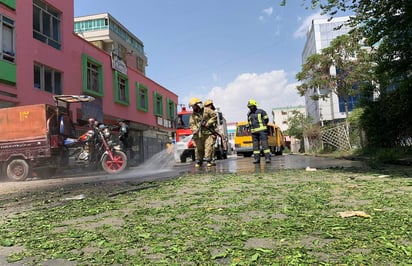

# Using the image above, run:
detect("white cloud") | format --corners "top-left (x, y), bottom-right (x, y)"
top-left (262, 7), bottom-right (273, 16)
top-left (259, 7), bottom-right (274, 22)
top-left (180, 70), bottom-right (304, 123)
top-left (294, 12), bottom-right (325, 39)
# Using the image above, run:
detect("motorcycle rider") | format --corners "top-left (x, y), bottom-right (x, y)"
top-left (189, 98), bottom-right (217, 167)
top-left (247, 99), bottom-right (271, 164)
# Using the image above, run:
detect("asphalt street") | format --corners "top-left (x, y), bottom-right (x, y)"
top-left (0, 154), bottom-right (364, 195)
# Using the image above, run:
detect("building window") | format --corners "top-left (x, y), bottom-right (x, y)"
top-left (166, 98), bottom-right (175, 120)
top-left (33, 0), bottom-right (61, 49)
top-left (87, 62), bottom-right (99, 91)
top-left (0, 14), bottom-right (15, 63)
top-left (113, 71), bottom-right (129, 105)
top-left (74, 18), bottom-right (108, 33)
top-left (338, 95), bottom-right (359, 113)
top-left (153, 92), bottom-right (163, 117)
top-left (109, 21), bottom-right (145, 55)
top-left (34, 63), bottom-right (62, 94)
top-left (81, 54), bottom-right (104, 97)
top-left (136, 83), bottom-right (148, 112)
top-left (118, 78), bottom-right (127, 100)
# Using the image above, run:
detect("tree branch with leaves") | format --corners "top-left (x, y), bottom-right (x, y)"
top-left (296, 33), bottom-right (375, 124)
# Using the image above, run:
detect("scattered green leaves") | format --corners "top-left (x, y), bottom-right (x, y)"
top-left (0, 169), bottom-right (411, 265)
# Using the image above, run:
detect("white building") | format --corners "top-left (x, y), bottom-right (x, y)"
top-left (74, 13), bottom-right (148, 76)
top-left (302, 16), bottom-right (353, 125)
top-left (271, 105), bottom-right (306, 132)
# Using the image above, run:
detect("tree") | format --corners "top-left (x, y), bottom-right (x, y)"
top-left (286, 110), bottom-right (314, 139)
top-left (281, 0), bottom-right (412, 148)
top-left (296, 33), bottom-right (374, 126)
top-left (286, 110), bottom-right (320, 153)
top-left (287, 0), bottom-right (411, 91)
top-left (281, 0), bottom-right (411, 80)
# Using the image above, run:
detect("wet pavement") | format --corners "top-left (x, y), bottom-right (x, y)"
top-left (174, 153), bottom-right (365, 175)
top-left (0, 153), bottom-right (365, 194)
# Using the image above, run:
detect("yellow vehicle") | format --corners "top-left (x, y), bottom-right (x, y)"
top-left (234, 121), bottom-right (284, 157)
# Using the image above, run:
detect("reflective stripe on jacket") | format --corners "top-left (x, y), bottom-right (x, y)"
top-left (247, 109), bottom-right (269, 133)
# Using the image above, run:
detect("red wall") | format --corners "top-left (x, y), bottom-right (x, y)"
top-left (1, 0), bottom-right (177, 130)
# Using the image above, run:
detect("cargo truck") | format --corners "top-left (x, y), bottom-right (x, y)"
top-left (0, 95), bottom-right (95, 181)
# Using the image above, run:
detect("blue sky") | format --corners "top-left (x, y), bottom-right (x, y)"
top-left (74, 0), bottom-right (326, 122)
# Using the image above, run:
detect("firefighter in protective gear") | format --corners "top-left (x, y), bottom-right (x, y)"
top-left (204, 99), bottom-right (218, 165)
top-left (189, 98), bottom-right (217, 167)
top-left (189, 97), bottom-right (202, 108)
top-left (204, 99), bottom-right (216, 110)
top-left (247, 99), bottom-right (271, 164)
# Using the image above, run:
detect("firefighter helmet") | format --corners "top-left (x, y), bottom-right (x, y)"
top-left (247, 99), bottom-right (258, 107)
top-left (204, 99), bottom-right (213, 106)
top-left (189, 97), bottom-right (202, 107)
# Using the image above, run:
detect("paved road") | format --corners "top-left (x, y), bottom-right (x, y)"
top-left (0, 154), bottom-right (364, 195)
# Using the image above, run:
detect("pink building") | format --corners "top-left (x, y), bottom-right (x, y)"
top-left (0, 0), bottom-right (178, 164)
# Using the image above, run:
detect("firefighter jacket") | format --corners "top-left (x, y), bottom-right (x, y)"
top-left (189, 107), bottom-right (217, 138)
top-left (205, 106), bottom-right (219, 134)
top-left (247, 108), bottom-right (269, 133)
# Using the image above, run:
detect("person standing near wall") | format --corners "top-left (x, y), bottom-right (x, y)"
top-left (246, 99), bottom-right (271, 164)
top-left (117, 119), bottom-right (129, 151)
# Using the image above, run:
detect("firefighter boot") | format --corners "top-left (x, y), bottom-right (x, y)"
top-left (204, 158), bottom-right (215, 167)
top-left (265, 153), bottom-right (271, 164)
top-left (195, 160), bottom-right (203, 167)
top-left (253, 154), bottom-right (260, 164)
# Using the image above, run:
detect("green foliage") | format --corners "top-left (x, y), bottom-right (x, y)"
top-left (347, 107), bottom-right (363, 127)
top-left (360, 84), bottom-right (412, 148)
top-left (1, 169), bottom-right (412, 264)
top-left (296, 34), bottom-right (375, 120)
top-left (347, 108), bottom-right (364, 149)
top-left (283, 0), bottom-right (412, 149)
top-left (360, 146), bottom-right (412, 166)
top-left (285, 110), bottom-right (313, 139)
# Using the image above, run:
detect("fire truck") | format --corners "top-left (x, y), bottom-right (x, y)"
top-left (175, 106), bottom-right (228, 163)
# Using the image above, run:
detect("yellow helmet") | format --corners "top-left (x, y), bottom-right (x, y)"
top-left (189, 97), bottom-right (202, 107)
top-left (204, 99), bottom-right (213, 106)
top-left (247, 99), bottom-right (257, 107)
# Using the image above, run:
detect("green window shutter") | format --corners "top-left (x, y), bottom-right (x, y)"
top-left (0, 60), bottom-right (16, 85)
top-left (166, 98), bottom-right (175, 120)
top-left (0, 0), bottom-right (16, 10)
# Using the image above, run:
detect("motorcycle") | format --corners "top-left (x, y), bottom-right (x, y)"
top-left (63, 118), bottom-right (128, 174)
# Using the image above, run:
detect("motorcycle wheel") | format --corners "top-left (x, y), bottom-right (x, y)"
top-left (101, 150), bottom-right (127, 174)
